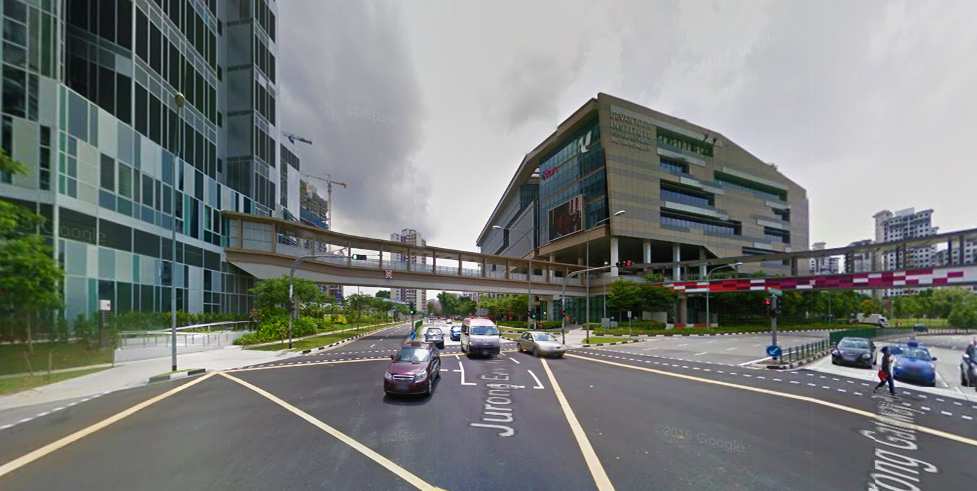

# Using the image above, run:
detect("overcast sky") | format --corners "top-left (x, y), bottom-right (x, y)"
top-left (278, 0), bottom-right (977, 263)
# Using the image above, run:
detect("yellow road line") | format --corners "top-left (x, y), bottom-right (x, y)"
top-left (567, 353), bottom-right (977, 449)
top-left (0, 372), bottom-right (217, 478)
top-left (219, 372), bottom-right (441, 490)
top-left (226, 357), bottom-right (390, 373)
top-left (540, 358), bottom-right (615, 491)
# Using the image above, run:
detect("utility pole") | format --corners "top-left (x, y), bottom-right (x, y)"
top-left (172, 91), bottom-right (185, 372)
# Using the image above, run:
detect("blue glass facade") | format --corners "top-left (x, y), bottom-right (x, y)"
top-left (538, 118), bottom-right (606, 244)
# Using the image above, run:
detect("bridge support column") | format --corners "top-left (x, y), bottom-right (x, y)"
top-left (643, 240), bottom-right (651, 265)
top-left (610, 236), bottom-right (620, 276)
top-left (379, 245), bottom-right (383, 269)
top-left (790, 257), bottom-right (798, 276)
top-left (672, 243), bottom-right (682, 281)
top-left (959, 235), bottom-right (967, 264)
top-left (481, 258), bottom-right (486, 277)
top-left (458, 253), bottom-right (463, 275)
top-left (346, 242), bottom-right (352, 267)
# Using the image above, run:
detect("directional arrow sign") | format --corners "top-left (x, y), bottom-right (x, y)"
top-left (766, 344), bottom-right (782, 358)
top-left (767, 288), bottom-right (783, 297)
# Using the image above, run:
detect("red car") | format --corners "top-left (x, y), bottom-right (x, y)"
top-left (383, 342), bottom-right (441, 396)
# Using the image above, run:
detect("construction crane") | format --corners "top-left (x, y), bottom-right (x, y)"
top-left (282, 131), bottom-right (349, 229)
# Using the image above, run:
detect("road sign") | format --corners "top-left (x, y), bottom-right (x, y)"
top-left (627, 310), bottom-right (632, 319)
top-left (99, 299), bottom-right (112, 311)
top-left (766, 344), bottom-right (782, 358)
top-left (767, 288), bottom-right (783, 296)
top-left (384, 269), bottom-right (393, 279)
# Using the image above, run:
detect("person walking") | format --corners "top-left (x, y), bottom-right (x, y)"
top-left (873, 346), bottom-right (896, 396)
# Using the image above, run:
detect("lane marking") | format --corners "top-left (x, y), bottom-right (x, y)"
top-left (510, 357), bottom-right (521, 365)
top-left (526, 369), bottom-right (545, 390)
top-left (0, 372), bottom-right (217, 478)
top-left (539, 359), bottom-right (614, 491)
top-left (724, 347), bottom-right (737, 351)
top-left (219, 373), bottom-right (438, 490)
top-left (566, 354), bottom-right (977, 449)
top-left (228, 357), bottom-right (389, 373)
top-left (453, 355), bottom-right (476, 386)
top-left (693, 352), bottom-right (708, 356)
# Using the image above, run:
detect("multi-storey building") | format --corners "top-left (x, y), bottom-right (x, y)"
top-left (299, 179), bottom-right (328, 229)
top-left (390, 228), bottom-right (426, 309)
top-left (873, 208), bottom-right (937, 270)
top-left (845, 239), bottom-right (874, 273)
top-left (477, 93), bottom-right (809, 322)
top-left (809, 242), bottom-right (839, 274)
top-left (0, 0), bottom-right (298, 319)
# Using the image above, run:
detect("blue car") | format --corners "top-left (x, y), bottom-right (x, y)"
top-left (449, 325), bottom-right (462, 341)
top-left (890, 341), bottom-right (937, 387)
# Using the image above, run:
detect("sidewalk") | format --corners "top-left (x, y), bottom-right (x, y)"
top-left (0, 345), bottom-right (301, 412)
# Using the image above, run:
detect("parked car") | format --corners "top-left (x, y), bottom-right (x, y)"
top-left (891, 341), bottom-right (937, 387)
top-left (516, 331), bottom-right (567, 358)
top-left (961, 343), bottom-right (977, 388)
top-left (830, 337), bottom-right (876, 368)
top-left (424, 327), bottom-right (445, 349)
top-left (449, 325), bottom-right (462, 341)
top-left (383, 342), bottom-right (441, 396)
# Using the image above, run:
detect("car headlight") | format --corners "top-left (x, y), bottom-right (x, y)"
top-left (384, 371), bottom-right (393, 380)
top-left (831, 350), bottom-right (839, 356)
top-left (861, 353), bottom-right (870, 359)
top-left (414, 371), bottom-right (428, 382)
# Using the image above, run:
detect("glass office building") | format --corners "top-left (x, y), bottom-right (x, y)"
top-left (0, 0), bottom-right (298, 320)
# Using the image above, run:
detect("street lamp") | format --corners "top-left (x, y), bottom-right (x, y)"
top-left (584, 210), bottom-right (628, 341)
top-left (288, 253), bottom-right (337, 348)
top-left (704, 261), bottom-right (742, 328)
top-left (562, 263), bottom-right (614, 345)
top-left (171, 92), bottom-right (185, 372)
top-left (493, 224), bottom-right (535, 328)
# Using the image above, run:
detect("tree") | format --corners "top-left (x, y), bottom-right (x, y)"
top-left (948, 295), bottom-right (977, 328)
top-left (930, 288), bottom-right (971, 319)
top-left (375, 290), bottom-right (390, 299)
top-left (0, 150), bottom-right (63, 351)
top-left (607, 280), bottom-right (642, 319)
top-left (639, 283), bottom-right (674, 313)
top-left (427, 300), bottom-right (440, 315)
top-left (249, 276), bottom-right (324, 319)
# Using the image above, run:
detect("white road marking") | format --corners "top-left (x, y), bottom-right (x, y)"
top-left (453, 356), bottom-right (477, 386)
top-left (921, 406), bottom-right (931, 411)
top-left (941, 411), bottom-right (952, 416)
top-left (539, 359), bottom-right (614, 491)
top-left (510, 357), bottom-right (521, 365)
top-left (527, 369), bottom-right (545, 390)
top-left (724, 347), bottom-right (737, 351)
top-left (963, 415), bottom-right (973, 421)
top-left (693, 352), bottom-right (708, 356)
top-left (739, 357), bottom-right (771, 366)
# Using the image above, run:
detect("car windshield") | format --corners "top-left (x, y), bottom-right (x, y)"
top-left (395, 348), bottom-right (430, 363)
top-left (534, 333), bottom-right (556, 342)
top-left (426, 328), bottom-right (442, 335)
top-left (899, 348), bottom-right (932, 361)
top-left (839, 339), bottom-right (869, 349)
top-left (471, 326), bottom-right (498, 336)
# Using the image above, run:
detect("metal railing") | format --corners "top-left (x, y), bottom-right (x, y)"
top-left (781, 338), bottom-right (831, 364)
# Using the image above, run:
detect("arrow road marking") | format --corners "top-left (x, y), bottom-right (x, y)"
top-left (526, 369), bottom-right (545, 389)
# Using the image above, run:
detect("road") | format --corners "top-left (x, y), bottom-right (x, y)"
top-left (0, 321), bottom-right (974, 490)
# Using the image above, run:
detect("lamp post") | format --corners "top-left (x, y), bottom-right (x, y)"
top-left (288, 253), bottom-right (336, 348)
top-left (171, 92), bottom-right (185, 372)
top-left (583, 210), bottom-right (625, 343)
top-left (704, 261), bottom-right (742, 328)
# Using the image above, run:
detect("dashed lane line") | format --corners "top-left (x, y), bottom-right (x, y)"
top-left (0, 373), bottom-right (217, 478)
top-left (566, 353), bottom-right (977, 449)
top-left (539, 359), bottom-right (614, 491)
top-left (219, 372), bottom-right (439, 490)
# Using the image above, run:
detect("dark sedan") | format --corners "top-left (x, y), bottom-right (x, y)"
top-left (831, 337), bottom-right (876, 368)
top-left (383, 343), bottom-right (441, 396)
top-left (961, 343), bottom-right (977, 389)
top-left (449, 325), bottom-right (462, 341)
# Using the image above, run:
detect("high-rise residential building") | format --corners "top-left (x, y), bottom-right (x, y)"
top-left (845, 239), bottom-right (874, 273)
top-left (873, 208), bottom-right (938, 269)
top-left (0, 0), bottom-right (300, 319)
top-left (809, 242), bottom-right (839, 274)
top-left (477, 93), bottom-right (809, 322)
top-left (390, 228), bottom-right (426, 309)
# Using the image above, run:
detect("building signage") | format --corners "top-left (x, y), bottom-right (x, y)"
top-left (549, 195), bottom-right (584, 241)
top-left (608, 105), bottom-right (655, 151)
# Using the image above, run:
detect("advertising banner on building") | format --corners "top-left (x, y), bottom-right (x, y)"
top-left (549, 195), bottom-right (584, 240)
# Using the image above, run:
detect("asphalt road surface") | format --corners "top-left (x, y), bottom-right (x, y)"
top-left (1, 322), bottom-right (974, 490)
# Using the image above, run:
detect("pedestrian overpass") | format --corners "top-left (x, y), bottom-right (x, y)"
top-left (223, 212), bottom-right (977, 298)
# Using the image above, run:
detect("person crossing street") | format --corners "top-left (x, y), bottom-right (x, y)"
top-left (873, 346), bottom-right (896, 396)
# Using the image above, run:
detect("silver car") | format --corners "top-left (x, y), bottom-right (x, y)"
top-left (517, 331), bottom-right (566, 358)
top-left (423, 327), bottom-right (445, 349)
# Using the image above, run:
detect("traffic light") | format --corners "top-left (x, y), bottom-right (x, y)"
top-left (764, 297), bottom-right (773, 317)
top-left (408, 302), bottom-right (415, 315)
top-left (615, 260), bottom-right (634, 268)
top-left (765, 296), bottom-right (781, 318)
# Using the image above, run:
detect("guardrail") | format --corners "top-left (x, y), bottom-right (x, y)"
top-left (781, 338), bottom-right (832, 365)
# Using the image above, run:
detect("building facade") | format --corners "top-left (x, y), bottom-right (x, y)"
top-left (477, 94), bottom-right (809, 321)
top-left (873, 208), bottom-right (937, 270)
top-left (299, 179), bottom-right (328, 229)
top-left (809, 242), bottom-right (839, 274)
top-left (390, 228), bottom-right (426, 309)
top-left (0, 0), bottom-right (301, 320)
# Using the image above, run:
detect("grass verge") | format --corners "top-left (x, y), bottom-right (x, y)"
top-left (583, 336), bottom-right (627, 344)
top-left (589, 324), bottom-right (847, 337)
top-left (0, 343), bottom-right (113, 376)
top-left (0, 367), bottom-right (111, 395)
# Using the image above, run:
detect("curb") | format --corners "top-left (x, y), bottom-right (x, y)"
top-left (148, 368), bottom-right (206, 384)
top-left (580, 339), bottom-right (641, 347)
top-left (305, 323), bottom-right (400, 353)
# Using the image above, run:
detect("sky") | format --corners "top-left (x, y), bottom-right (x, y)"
top-left (277, 0), bottom-right (977, 291)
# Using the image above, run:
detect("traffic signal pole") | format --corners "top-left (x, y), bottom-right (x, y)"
top-left (770, 295), bottom-right (779, 355)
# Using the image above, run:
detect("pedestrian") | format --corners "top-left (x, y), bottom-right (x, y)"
top-left (873, 346), bottom-right (896, 396)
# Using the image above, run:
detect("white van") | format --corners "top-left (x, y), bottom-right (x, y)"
top-left (460, 317), bottom-right (501, 357)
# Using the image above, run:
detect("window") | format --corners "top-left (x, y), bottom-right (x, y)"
top-left (142, 174), bottom-right (153, 206)
top-left (714, 171), bottom-right (788, 201)
top-left (99, 219), bottom-right (132, 251)
top-left (136, 8), bottom-right (148, 61)
top-left (659, 158), bottom-right (688, 175)
top-left (660, 182), bottom-right (713, 208)
top-left (660, 211), bottom-right (739, 236)
top-left (763, 226), bottom-right (791, 245)
top-left (100, 154), bottom-right (115, 190)
top-left (2, 65), bottom-right (26, 117)
top-left (656, 127), bottom-right (713, 158)
top-left (118, 164), bottom-right (133, 198)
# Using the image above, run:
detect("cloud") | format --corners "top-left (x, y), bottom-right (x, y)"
top-left (277, 1), bottom-right (431, 238)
